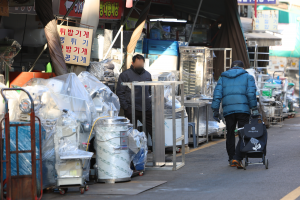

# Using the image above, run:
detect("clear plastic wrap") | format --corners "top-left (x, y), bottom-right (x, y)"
top-left (0, 83), bottom-right (20, 121)
top-left (78, 71), bottom-right (120, 117)
top-left (88, 59), bottom-right (115, 81)
top-left (23, 73), bottom-right (97, 125)
top-left (128, 129), bottom-right (148, 171)
top-left (20, 78), bottom-right (96, 188)
top-left (157, 72), bottom-right (186, 118)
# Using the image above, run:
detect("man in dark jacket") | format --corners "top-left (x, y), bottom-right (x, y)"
top-left (116, 54), bottom-right (152, 138)
top-left (211, 60), bottom-right (259, 168)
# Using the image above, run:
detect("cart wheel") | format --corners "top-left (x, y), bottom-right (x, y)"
top-left (242, 159), bottom-right (246, 170)
top-left (85, 185), bottom-right (89, 191)
top-left (265, 159), bottom-right (269, 169)
top-left (80, 187), bottom-right (85, 194)
top-left (139, 172), bottom-right (144, 176)
top-left (59, 189), bottom-right (66, 195)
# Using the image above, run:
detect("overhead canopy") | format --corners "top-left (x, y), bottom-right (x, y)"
top-left (244, 32), bottom-right (282, 47)
top-left (240, 17), bottom-right (282, 47)
top-left (172, 0), bottom-right (226, 21)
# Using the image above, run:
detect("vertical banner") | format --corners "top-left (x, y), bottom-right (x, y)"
top-left (0, 0), bottom-right (9, 16)
top-left (57, 25), bottom-right (93, 66)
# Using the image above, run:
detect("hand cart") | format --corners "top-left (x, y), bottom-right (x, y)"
top-left (0, 88), bottom-right (43, 200)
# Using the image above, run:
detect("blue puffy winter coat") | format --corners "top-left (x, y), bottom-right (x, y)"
top-left (211, 67), bottom-right (257, 117)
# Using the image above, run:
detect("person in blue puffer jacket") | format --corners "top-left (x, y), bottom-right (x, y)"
top-left (211, 60), bottom-right (259, 169)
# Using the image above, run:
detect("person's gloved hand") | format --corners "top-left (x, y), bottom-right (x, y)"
top-left (213, 110), bottom-right (221, 123)
top-left (251, 107), bottom-right (260, 117)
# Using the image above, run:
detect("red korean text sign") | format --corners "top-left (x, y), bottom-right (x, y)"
top-left (57, 25), bottom-right (93, 66)
top-left (59, 0), bottom-right (123, 20)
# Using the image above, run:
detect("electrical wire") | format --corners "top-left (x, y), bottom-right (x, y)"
top-left (85, 116), bottom-right (109, 151)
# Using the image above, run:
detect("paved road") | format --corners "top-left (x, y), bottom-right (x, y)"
top-left (44, 115), bottom-right (300, 200)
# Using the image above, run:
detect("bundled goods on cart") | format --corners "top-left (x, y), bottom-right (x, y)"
top-left (20, 74), bottom-right (97, 192)
top-left (260, 77), bottom-right (283, 101)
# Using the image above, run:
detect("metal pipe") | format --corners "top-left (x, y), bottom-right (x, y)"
top-left (28, 44), bottom-right (48, 72)
top-left (121, 26), bottom-right (123, 69)
top-left (131, 83), bottom-right (136, 128)
top-left (181, 82), bottom-right (185, 164)
top-left (151, 85), bottom-right (156, 164)
top-left (103, 25), bottom-right (124, 60)
top-left (29, 0), bottom-right (80, 72)
top-left (188, 0), bottom-right (204, 44)
top-left (206, 104), bottom-right (209, 143)
top-left (172, 83), bottom-right (176, 170)
top-left (142, 85), bottom-right (146, 136)
top-left (102, 0), bottom-right (139, 61)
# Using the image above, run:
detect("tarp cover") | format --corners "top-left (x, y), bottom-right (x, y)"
top-left (213, 0), bottom-right (250, 79)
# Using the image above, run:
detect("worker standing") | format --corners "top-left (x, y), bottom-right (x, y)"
top-left (211, 60), bottom-right (259, 168)
top-left (116, 54), bottom-right (153, 140)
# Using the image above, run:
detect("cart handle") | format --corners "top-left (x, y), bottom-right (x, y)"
top-left (1, 88), bottom-right (34, 114)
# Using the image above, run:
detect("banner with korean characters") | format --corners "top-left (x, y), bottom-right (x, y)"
top-left (57, 25), bottom-right (93, 66)
top-left (253, 10), bottom-right (279, 31)
top-left (59, 0), bottom-right (123, 20)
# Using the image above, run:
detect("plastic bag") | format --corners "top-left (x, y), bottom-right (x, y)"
top-left (78, 71), bottom-right (120, 117)
top-left (89, 59), bottom-right (115, 81)
top-left (128, 129), bottom-right (148, 171)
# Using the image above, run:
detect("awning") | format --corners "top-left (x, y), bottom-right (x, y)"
top-left (244, 32), bottom-right (282, 47)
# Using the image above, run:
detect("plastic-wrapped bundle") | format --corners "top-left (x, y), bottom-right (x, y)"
top-left (198, 121), bottom-right (226, 136)
top-left (0, 39), bottom-right (21, 71)
top-left (128, 129), bottom-right (148, 171)
top-left (23, 73), bottom-right (97, 125)
top-left (157, 72), bottom-right (186, 118)
top-left (0, 83), bottom-right (20, 121)
top-left (78, 71), bottom-right (120, 117)
top-left (19, 82), bottom-right (94, 187)
top-left (88, 59), bottom-right (115, 81)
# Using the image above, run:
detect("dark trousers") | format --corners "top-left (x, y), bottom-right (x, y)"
top-left (225, 113), bottom-right (250, 161)
top-left (124, 109), bottom-right (152, 139)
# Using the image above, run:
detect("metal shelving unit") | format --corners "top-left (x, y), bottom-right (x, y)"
top-left (122, 81), bottom-right (185, 171)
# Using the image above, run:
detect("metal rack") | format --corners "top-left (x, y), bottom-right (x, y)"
top-left (209, 48), bottom-right (232, 72)
top-left (122, 81), bottom-right (185, 171)
top-left (179, 47), bottom-right (213, 96)
top-left (248, 43), bottom-right (271, 89)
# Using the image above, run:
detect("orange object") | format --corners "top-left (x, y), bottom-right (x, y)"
top-left (9, 72), bottom-right (56, 87)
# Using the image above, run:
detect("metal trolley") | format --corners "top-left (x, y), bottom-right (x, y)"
top-left (0, 88), bottom-right (43, 200)
top-left (122, 81), bottom-right (185, 171)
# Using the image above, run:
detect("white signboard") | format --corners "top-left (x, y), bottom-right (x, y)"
top-left (253, 10), bottom-right (279, 31)
top-left (57, 25), bottom-right (93, 66)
